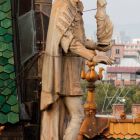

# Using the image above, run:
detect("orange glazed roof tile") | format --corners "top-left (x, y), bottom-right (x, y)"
top-left (103, 122), bottom-right (140, 139)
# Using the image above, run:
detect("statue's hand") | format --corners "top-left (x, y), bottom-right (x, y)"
top-left (97, 0), bottom-right (107, 7)
top-left (93, 55), bottom-right (114, 65)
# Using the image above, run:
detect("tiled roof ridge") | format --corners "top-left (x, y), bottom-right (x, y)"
top-left (103, 122), bottom-right (140, 139)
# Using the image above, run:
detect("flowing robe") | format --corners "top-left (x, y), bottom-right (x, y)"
top-left (40, 0), bottom-right (78, 110)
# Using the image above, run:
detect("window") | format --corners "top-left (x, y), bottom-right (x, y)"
top-left (117, 73), bottom-right (121, 80)
top-left (19, 0), bottom-right (33, 16)
top-left (122, 73), bottom-right (130, 80)
top-left (131, 74), bottom-right (136, 80)
top-left (115, 57), bottom-right (120, 64)
top-left (116, 49), bottom-right (120, 54)
top-left (136, 74), bottom-right (140, 79)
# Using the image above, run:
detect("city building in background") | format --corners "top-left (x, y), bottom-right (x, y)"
top-left (106, 40), bottom-right (140, 86)
top-left (112, 31), bottom-right (131, 44)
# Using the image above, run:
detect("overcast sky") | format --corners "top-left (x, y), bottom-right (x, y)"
top-left (82, 0), bottom-right (140, 38)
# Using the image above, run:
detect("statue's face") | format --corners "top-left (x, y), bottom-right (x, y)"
top-left (69, 0), bottom-right (80, 6)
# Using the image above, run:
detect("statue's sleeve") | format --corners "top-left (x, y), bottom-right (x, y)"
top-left (60, 30), bottom-right (95, 60)
top-left (85, 39), bottom-right (97, 50)
top-left (60, 28), bottom-right (74, 53)
top-left (69, 39), bottom-right (96, 61)
top-left (95, 0), bottom-right (113, 46)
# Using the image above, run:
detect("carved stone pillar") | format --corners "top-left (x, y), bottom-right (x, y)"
top-left (132, 104), bottom-right (140, 118)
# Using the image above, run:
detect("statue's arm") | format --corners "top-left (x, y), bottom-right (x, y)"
top-left (95, 0), bottom-right (113, 51)
top-left (60, 27), bottom-right (113, 65)
top-left (84, 39), bottom-right (97, 50)
top-left (60, 32), bottom-right (95, 60)
top-left (69, 39), bottom-right (113, 65)
top-left (84, 39), bottom-right (112, 52)
top-left (60, 28), bottom-right (74, 53)
top-left (70, 39), bottom-right (96, 61)
top-left (60, 32), bottom-right (113, 65)
top-left (60, 29), bottom-right (95, 60)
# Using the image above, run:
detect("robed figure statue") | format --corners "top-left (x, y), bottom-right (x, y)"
top-left (40, 0), bottom-right (113, 140)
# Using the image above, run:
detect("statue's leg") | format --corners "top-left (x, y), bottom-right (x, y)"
top-left (63, 96), bottom-right (84, 140)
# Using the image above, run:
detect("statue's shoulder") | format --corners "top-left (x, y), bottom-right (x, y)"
top-left (60, 2), bottom-right (77, 19)
top-left (49, 1), bottom-right (77, 36)
top-left (51, 1), bottom-right (76, 19)
top-left (54, 2), bottom-right (77, 29)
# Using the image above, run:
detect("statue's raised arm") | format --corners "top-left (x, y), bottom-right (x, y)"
top-left (96, 0), bottom-right (113, 51)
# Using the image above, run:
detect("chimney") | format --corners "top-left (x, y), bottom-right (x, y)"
top-left (132, 104), bottom-right (140, 118)
top-left (112, 104), bottom-right (124, 118)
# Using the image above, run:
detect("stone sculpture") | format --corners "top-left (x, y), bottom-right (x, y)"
top-left (40, 0), bottom-right (113, 140)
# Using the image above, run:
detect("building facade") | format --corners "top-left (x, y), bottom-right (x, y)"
top-left (106, 42), bottom-right (140, 86)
